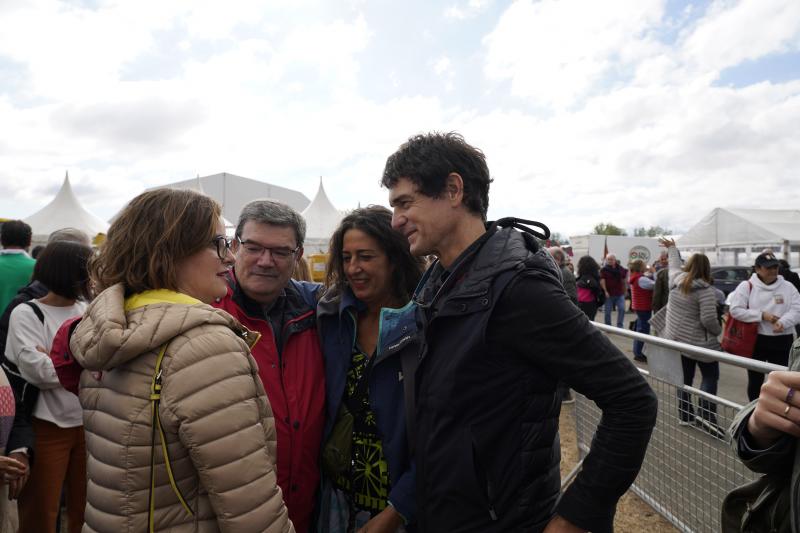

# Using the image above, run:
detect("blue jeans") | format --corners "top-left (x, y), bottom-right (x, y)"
top-left (678, 356), bottom-right (719, 424)
top-left (632, 310), bottom-right (652, 357)
top-left (604, 294), bottom-right (626, 328)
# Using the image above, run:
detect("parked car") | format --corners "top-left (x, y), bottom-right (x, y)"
top-left (711, 266), bottom-right (752, 296)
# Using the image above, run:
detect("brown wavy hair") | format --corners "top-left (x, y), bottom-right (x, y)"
top-left (90, 188), bottom-right (221, 295)
top-left (680, 253), bottom-right (712, 295)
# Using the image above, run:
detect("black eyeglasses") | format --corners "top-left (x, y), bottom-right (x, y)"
top-left (211, 235), bottom-right (233, 260)
top-left (235, 236), bottom-right (299, 263)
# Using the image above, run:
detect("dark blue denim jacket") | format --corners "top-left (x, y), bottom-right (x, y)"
top-left (317, 286), bottom-right (417, 526)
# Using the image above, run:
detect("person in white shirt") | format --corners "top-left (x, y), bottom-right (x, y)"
top-left (4, 240), bottom-right (92, 533)
top-left (728, 251), bottom-right (800, 401)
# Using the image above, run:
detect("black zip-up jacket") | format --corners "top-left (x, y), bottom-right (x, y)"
top-left (412, 223), bottom-right (658, 533)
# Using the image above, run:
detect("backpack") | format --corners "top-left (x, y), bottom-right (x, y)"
top-left (0, 301), bottom-right (44, 418)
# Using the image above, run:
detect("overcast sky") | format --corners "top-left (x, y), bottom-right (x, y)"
top-left (0, 0), bottom-right (798, 238)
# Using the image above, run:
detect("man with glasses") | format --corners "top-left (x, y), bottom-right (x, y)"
top-left (214, 200), bottom-right (324, 533)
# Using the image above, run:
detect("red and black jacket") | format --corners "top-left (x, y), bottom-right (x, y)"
top-left (214, 274), bottom-right (325, 533)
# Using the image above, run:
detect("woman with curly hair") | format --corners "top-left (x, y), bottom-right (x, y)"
top-left (317, 206), bottom-right (425, 532)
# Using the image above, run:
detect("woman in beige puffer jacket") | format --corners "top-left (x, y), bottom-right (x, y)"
top-left (69, 188), bottom-right (294, 533)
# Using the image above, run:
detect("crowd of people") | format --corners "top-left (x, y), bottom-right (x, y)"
top-left (550, 237), bottom-right (800, 431)
top-left (0, 132), bottom-right (797, 533)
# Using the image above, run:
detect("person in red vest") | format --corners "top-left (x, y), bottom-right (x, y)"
top-left (629, 259), bottom-right (655, 363)
top-left (214, 199), bottom-right (325, 533)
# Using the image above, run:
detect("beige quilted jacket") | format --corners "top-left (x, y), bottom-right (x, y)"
top-left (70, 285), bottom-right (294, 533)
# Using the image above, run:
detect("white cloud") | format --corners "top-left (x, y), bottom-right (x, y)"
top-left (0, 0), bottom-right (176, 101)
top-left (434, 56), bottom-right (452, 76)
top-left (432, 56), bottom-right (455, 92)
top-left (0, 0), bottom-right (798, 242)
top-left (444, 0), bottom-right (493, 20)
top-left (273, 15), bottom-right (371, 91)
top-left (470, 0), bottom-right (800, 236)
top-left (680, 0), bottom-right (800, 76)
top-left (483, 0), bottom-right (666, 108)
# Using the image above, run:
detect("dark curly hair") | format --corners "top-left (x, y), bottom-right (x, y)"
top-left (577, 255), bottom-right (600, 278)
top-left (381, 131), bottom-right (493, 221)
top-left (326, 206), bottom-right (425, 303)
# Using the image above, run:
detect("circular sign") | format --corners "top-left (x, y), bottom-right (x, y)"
top-left (629, 245), bottom-right (651, 264)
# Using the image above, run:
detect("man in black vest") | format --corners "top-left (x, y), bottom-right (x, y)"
top-left (383, 132), bottom-right (658, 533)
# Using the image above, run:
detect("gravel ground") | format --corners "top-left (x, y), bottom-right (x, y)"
top-left (559, 403), bottom-right (678, 533)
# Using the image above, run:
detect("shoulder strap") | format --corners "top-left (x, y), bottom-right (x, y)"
top-left (746, 281), bottom-right (752, 309)
top-left (493, 217), bottom-right (551, 241)
top-left (1, 301), bottom-right (44, 372)
top-left (148, 344), bottom-right (194, 532)
top-left (23, 301), bottom-right (45, 324)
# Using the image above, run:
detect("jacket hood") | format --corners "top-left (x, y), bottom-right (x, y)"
top-left (317, 284), bottom-right (364, 320)
top-left (672, 272), bottom-right (712, 291)
top-left (317, 284), bottom-right (417, 361)
top-left (749, 272), bottom-right (785, 292)
top-left (459, 223), bottom-right (560, 292)
top-left (71, 284), bottom-right (254, 371)
top-left (414, 222), bottom-right (559, 309)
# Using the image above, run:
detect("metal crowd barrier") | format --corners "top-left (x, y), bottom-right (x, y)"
top-left (566, 323), bottom-right (786, 533)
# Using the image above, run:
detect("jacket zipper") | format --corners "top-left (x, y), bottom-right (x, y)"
top-left (246, 307), bottom-right (314, 500)
top-left (281, 309), bottom-right (315, 354)
top-left (792, 466), bottom-right (799, 533)
top-left (487, 480), bottom-right (498, 521)
top-left (472, 436), bottom-right (499, 522)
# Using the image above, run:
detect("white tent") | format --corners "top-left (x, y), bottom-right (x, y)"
top-left (149, 173), bottom-right (310, 225)
top-left (24, 173), bottom-right (109, 245)
top-left (677, 208), bottom-right (800, 266)
top-left (301, 178), bottom-right (344, 254)
top-left (181, 175), bottom-right (235, 234)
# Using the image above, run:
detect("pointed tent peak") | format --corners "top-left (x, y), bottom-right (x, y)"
top-left (24, 173), bottom-right (109, 241)
top-left (302, 176), bottom-right (344, 240)
top-left (53, 172), bottom-right (80, 202)
top-left (305, 177), bottom-right (336, 210)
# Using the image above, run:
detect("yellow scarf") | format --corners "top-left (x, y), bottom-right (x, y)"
top-left (124, 289), bottom-right (201, 312)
